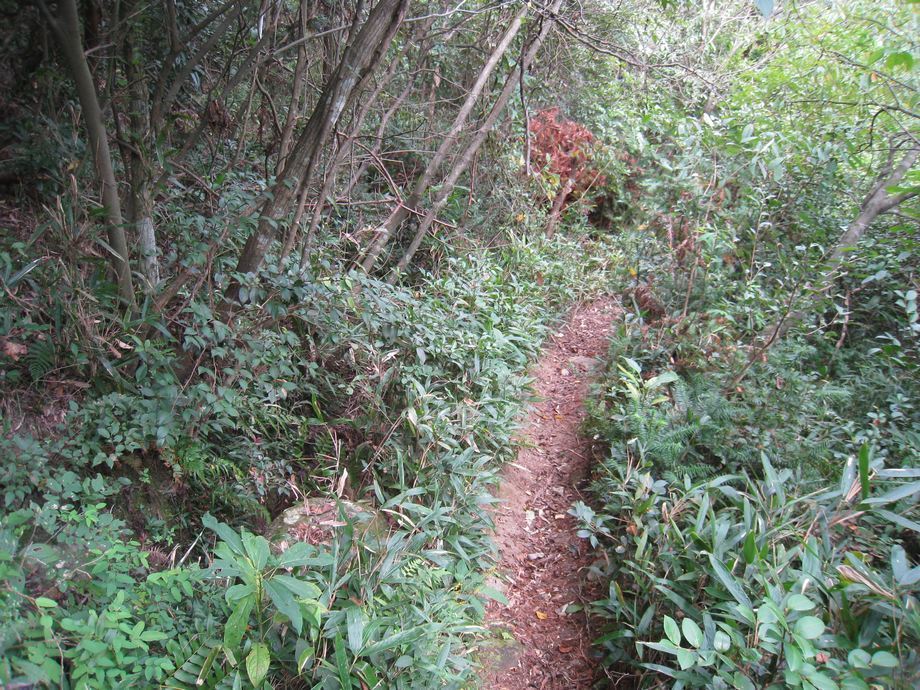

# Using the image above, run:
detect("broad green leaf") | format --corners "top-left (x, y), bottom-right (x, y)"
top-left (847, 649), bottom-right (871, 669)
top-left (786, 594), bottom-right (815, 611)
top-left (681, 618), bottom-right (703, 648)
top-left (875, 510), bottom-right (920, 534)
top-left (885, 51), bottom-right (914, 72)
top-left (864, 481), bottom-right (920, 506)
top-left (346, 606), bottom-right (366, 655)
top-left (675, 647), bottom-right (696, 670)
top-left (226, 583), bottom-right (254, 603)
top-left (806, 670), bottom-right (839, 690)
top-left (793, 616), bottom-right (825, 640)
top-left (334, 634), bottom-right (351, 689)
top-left (641, 640), bottom-right (682, 655)
top-left (271, 574), bottom-right (322, 601)
top-left (203, 514), bottom-right (244, 555)
top-left (245, 643), bottom-right (270, 687)
top-left (478, 585), bottom-right (509, 606)
top-left (891, 546), bottom-right (907, 582)
top-left (297, 644), bottom-right (313, 673)
top-left (242, 532), bottom-right (270, 571)
top-left (275, 542), bottom-right (319, 568)
top-left (870, 650), bottom-right (898, 668)
top-left (663, 615), bottom-right (681, 645)
top-left (361, 628), bottom-right (423, 656)
top-left (840, 675), bottom-right (871, 690)
top-left (265, 578), bottom-right (303, 635)
top-left (786, 642), bottom-right (803, 672)
top-left (839, 455), bottom-right (856, 497)
top-left (733, 671), bottom-right (756, 690)
top-left (646, 371), bottom-right (679, 390)
top-left (303, 600), bottom-right (324, 630)
top-left (713, 631), bottom-right (731, 652)
top-left (139, 630), bottom-right (168, 642)
top-left (901, 565), bottom-right (920, 586)
top-left (223, 596), bottom-right (255, 651)
top-left (622, 357), bottom-right (642, 374)
top-left (742, 531), bottom-right (757, 564)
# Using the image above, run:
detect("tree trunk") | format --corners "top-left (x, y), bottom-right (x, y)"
top-left (283, 21), bottom-right (434, 265)
top-left (763, 146), bottom-right (918, 344)
top-left (231, 0), bottom-right (410, 285)
top-left (732, 145), bottom-right (919, 389)
top-left (122, 4), bottom-right (160, 289)
top-left (545, 177), bottom-right (575, 239)
top-left (358, 4), bottom-right (530, 273)
top-left (276, 2), bottom-right (311, 171)
top-left (41, 0), bottom-right (136, 306)
top-left (386, 0), bottom-right (566, 277)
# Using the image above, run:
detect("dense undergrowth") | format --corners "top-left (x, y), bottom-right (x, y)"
top-left (1, 0), bottom-right (918, 687)
top-left (570, 0), bottom-right (920, 685)
top-left (1, 209), bottom-right (623, 687)
top-left (578, 297), bottom-right (920, 688)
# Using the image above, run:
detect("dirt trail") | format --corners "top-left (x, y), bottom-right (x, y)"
top-left (482, 298), bottom-right (620, 689)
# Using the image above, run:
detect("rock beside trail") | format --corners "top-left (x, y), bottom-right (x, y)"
top-left (268, 497), bottom-right (387, 553)
top-left (567, 355), bottom-right (599, 373)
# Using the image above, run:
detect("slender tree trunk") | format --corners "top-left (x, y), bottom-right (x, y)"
top-left (763, 146), bottom-right (918, 344)
top-left (732, 146), bottom-right (919, 389)
top-left (359, 4), bottom-right (530, 273)
top-left (545, 177), bottom-right (575, 238)
top-left (231, 0), bottom-right (410, 285)
top-left (40, 0), bottom-right (135, 306)
top-left (385, 0), bottom-right (565, 277)
top-left (122, 3), bottom-right (159, 288)
top-left (276, 3), bottom-right (311, 171)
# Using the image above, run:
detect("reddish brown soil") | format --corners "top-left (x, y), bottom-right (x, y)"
top-left (483, 298), bottom-right (620, 689)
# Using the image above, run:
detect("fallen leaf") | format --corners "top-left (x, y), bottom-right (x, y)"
top-left (535, 610), bottom-right (548, 620)
top-left (558, 645), bottom-right (574, 653)
top-left (2, 339), bottom-right (27, 361)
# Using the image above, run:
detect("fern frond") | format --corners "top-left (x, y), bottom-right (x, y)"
top-left (165, 639), bottom-right (227, 690)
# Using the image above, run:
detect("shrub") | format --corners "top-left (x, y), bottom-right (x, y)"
top-left (573, 448), bottom-right (920, 689)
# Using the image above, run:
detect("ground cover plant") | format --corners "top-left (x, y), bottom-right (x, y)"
top-left (569, 0), bottom-right (919, 686)
top-left (0, 0), bottom-right (917, 687)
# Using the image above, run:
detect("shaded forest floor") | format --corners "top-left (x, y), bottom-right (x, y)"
top-left (482, 298), bottom-right (620, 689)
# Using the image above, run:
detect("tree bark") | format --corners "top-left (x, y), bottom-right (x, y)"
top-left (40, 0), bottom-right (136, 306)
top-left (231, 0), bottom-right (410, 285)
top-left (276, 4), bottom-right (312, 172)
top-left (545, 177), bottom-right (575, 239)
top-left (732, 145), bottom-right (919, 389)
top-left (121, 2), bottom-right (159, 289)
top-left (359, 3), bottom-right (530, 273)
top-left (386, 0), bottom-right (566, 277)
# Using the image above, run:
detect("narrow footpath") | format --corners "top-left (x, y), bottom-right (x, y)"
top-left (482, 298), bottom-right (620, 689)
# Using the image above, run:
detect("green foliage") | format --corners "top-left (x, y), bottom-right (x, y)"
top-left (156, 515), bottom-right (329, 688)
top-left (2, 0), bottom-right (916, 686)
top-left (574, 452), bottom-right (920, 689)
top-left (0, 503), bottom-right (222, 688)
top-left (0, 226), bottom-right (623, 687)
